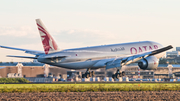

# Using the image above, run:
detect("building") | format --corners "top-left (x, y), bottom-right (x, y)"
top-left (176, 47), bottom-right (180, 51)
top-left (1, 62), bottom-right (180, 79)
top-left (166, 51), bottom-right (180, 58)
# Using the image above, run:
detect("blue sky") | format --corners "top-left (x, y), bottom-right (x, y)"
top-left (0, 0), bottom-right (180, 62)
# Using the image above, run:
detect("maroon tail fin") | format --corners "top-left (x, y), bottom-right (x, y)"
top-left (36, 19), bottom-right (58, 54)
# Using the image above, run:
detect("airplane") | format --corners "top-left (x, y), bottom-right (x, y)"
top-left (0, 19), bottom-right (173, 79)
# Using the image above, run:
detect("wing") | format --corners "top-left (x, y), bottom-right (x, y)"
top-left (0, 45), bottom-right (44, 55)
top-left (105, 45), bottom-right (173, 70)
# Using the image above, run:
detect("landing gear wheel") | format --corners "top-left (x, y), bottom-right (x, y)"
top-left (82, 74), bottom-right (85, 78)
top-left (115, 73), bottom-right (118, 79)
top-left (112, 74), bottom-right (116, 79)
top-left (82, 69), bottom-right (96, 78)
top-left (86, 73), bottom-right (89, 78)
top-left (91, 71), bottom-right (95, 76)
top-left (122, 71), bottom-right (125, 76)
top-left (119, 73), bottom-right (122, 77)
top-left (89, 73), bottom-right (92, 77)
top-left (112, 69), bottom-right (123, 79)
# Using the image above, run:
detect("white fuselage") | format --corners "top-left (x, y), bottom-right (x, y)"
top-left (37, 41), bottom-right (165, 69)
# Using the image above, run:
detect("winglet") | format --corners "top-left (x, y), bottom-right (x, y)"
top-left (36, 19), bottom-right (59, 54)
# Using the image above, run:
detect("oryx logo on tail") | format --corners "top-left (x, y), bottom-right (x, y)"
top-left (36, 19), bottom-right (58, 54)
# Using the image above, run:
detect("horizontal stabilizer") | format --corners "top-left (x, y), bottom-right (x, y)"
top-left (7, 55), bottom-right (37, 59)
top-left (0, 45), bottom-right (44, 55)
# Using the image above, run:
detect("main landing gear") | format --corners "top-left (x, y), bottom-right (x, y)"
top-left (82, 68), bottom-right (95, 78)
top-left (112, 69), bottom-right (125, 79)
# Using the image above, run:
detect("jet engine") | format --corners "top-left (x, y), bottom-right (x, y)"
top-left (138, 56), bottom-right (159, 70)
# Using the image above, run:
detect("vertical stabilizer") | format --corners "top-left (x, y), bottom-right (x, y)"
top-left (36, 19), bottom-right (58, 54)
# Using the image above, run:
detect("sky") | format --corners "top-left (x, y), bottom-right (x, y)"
top-left (0, 0), bottom-right (180, 62)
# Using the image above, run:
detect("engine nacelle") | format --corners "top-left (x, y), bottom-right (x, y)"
top-left (138, 56), bottom-right (159, 70)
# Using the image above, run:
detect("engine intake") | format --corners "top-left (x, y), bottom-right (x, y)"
top-left (138, 56), bottom-right (158, 70)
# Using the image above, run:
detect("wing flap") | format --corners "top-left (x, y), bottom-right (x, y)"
top-left (106, 59), bottom-right (122, 69)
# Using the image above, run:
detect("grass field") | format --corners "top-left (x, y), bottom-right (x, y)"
top-left (0, 83), bottom-right (180, 93)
